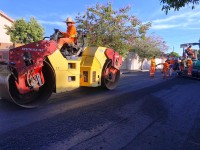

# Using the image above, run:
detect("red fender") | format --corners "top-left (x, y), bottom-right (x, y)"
top-left (105, 48), bottom-right (122, 70)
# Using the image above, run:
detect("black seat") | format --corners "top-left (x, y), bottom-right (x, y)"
top-left (60, 43), bottom-right (79, 57)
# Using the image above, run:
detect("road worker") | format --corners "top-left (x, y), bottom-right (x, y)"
top-left (169, 56), bottom-right (175, 76)
top-left (162, 60), bottom-right (170, 79)
top-left (187, 58), bottom-right (193, 76)
top-left (186, 45), bottom-right (195, 58)
top-left (150, 56), bottom-right (156, 78)
top-left (57, 17), bottom-right (77, 50)
top-left (166, 58), bottom-right (170, 64)
top-left (179, 57), bottom-right (185, 72)
top-left (173, 57), bottom-right (179, 71)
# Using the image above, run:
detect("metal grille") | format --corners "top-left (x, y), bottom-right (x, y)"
top-left (92, 71), bottom-right (96, 82)
top-left (83, 71), bottom-right (88, 82)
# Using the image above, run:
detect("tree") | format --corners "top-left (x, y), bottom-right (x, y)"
top-left (169, 51), bottom-right (180, 57)
top-left (160, 0), bottom-right (200, 14)
top-left (131, 35), bottom-right (168, 70)
top-left (197, 50), bottom-right (200, 59)
top-left (5, 17), bottom-right (44, 44)
top-left (27, 18), bottom-right (44, 43)
top-left (75, 2), bottom-right (151, 57)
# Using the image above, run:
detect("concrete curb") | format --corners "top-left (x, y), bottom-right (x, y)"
top-left (120, 69), bottom-right (149, 74)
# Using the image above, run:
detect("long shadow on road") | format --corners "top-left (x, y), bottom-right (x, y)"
top-left (0, 74), bottom-right (199, 149)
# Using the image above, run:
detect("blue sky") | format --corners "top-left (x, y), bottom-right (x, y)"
top-left (1, 0), bottom-right (200, 55)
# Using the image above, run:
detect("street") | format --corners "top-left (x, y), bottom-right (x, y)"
top-left (0, 71), bottom-right (200, 150)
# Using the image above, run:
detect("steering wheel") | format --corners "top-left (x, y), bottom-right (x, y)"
top-left (50, 29), bottom-right (64, 41)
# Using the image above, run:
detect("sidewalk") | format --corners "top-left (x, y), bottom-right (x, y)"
top-left (120, 69), bottom-right (149, 74)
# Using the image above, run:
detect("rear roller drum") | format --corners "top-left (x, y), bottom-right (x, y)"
top-left (101, 59), bottom-right (120, 90)
top-left (8, 61), bottom-right (55, 108)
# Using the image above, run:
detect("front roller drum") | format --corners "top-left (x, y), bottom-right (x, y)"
top-left (101, 59), bottom-right (120, 90)
top-left (0, 61), bottom-right (55, 108)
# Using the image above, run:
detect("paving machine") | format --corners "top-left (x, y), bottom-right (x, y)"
top-left (178, 41), bottom-right (200, 78)
top-left (0, 30), bottom-right (122, 108)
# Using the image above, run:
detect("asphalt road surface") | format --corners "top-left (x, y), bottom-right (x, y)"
top-left (0, 71), bottom-right (200, 150)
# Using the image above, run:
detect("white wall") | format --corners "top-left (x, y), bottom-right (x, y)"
top-left (126, 52), bottom-right (140, 70)
top-left (121, 52), bottom-right (166, 70)
top-left (0, 15), bottom-right (12, 43)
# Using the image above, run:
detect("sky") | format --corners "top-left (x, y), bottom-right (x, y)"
top-left (1, 0), bottom-right (200, 55)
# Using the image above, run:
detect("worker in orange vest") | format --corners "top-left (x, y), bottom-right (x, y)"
top-left (187, 58), bottom-right (193, 76)
top-left (179, 56), bottom-right (187, 72)
top-left (179, 58), bottom-right (185, 72)
top-left (150, 56), bottom-right (156, 78)
top-left (186, 45), bottom-right (194, 58)
top-left (57, 17), bottom-right (77, 49)
top-left (162, 60), bottom-right (170, 79)
top-left (169, 56), bottom-right (175, 76)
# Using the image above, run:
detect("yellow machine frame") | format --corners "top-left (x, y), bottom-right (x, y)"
top-left (47, 47), bottom-right (107, 93)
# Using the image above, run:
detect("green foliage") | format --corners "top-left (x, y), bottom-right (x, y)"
top-left (197, 50), bottom-right (200, 59)
top-left (131, 35), bottom-right (168, 69)
top-left (27, 18), bottom-right (44, 43)
top-left (169, 51), bottom-right (180, 57)
top-left (160, 0), bottom-right (200, 14)
top-left (131, 35), bottom-right (168, 60)
top-left (76, 2), bottom-right (151, 57)
top-left (4, 17), bottom-right (44, 44)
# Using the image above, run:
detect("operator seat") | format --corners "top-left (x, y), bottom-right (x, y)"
top-left (60, 34), bottom-right (79, 57)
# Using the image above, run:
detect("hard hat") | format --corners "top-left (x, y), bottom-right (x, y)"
top-left (64, 17), bottom-right (75, 24)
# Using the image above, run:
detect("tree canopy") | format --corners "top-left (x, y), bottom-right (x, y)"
top-left (131, 35), bottom-right (168, 69)
top-left (198, 50), bottom-right (200, 59)
top-left (160, 0), bottom-right (200, 13)
top-left (169, 51), bottom-right (180, 58)
top-left (5, 17), bottom-right (44, 44)
top-left (75, 2), bottom-right (151, 57)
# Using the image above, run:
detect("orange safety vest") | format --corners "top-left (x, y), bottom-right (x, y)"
top-left (151, 58), bottom-right (156, 67)
top-left (187, 59), bottom-right (193, 75)
top-left (170, 59), bottom-right (175, 65)
top-left (62, 25), bottom-right (77, 42)
top-left (187, 47), bottom-right (191, 52)
top-left (187, 59), bottom-right (193, 67)
top-left (163, 62), bottom-right (169, 70)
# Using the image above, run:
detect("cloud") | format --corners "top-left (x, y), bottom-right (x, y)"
top-left (153, 11), bottom-right (200, 23)
top-left (186, 27), bottom-right (200, 30)
top-left (21, 12), bottom-right (81, 30)
top-left (38, 20), bottom-right (65, 28)
top-left (151, 7), bottom-right (200, 30)
top-left (151, 24), bottom-right (181, 29)
top-left (37, 12), bottom-right (81, 29)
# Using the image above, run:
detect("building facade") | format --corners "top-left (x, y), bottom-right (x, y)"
top-left (0, 10), bottom-right (14, 49)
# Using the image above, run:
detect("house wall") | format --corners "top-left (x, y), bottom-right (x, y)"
top-left (121, 52), bottom-right (166, 70)
top-left (0, 11), bottom-right (14, 50)
top-left (0, 15), bottom-right (13, 43)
